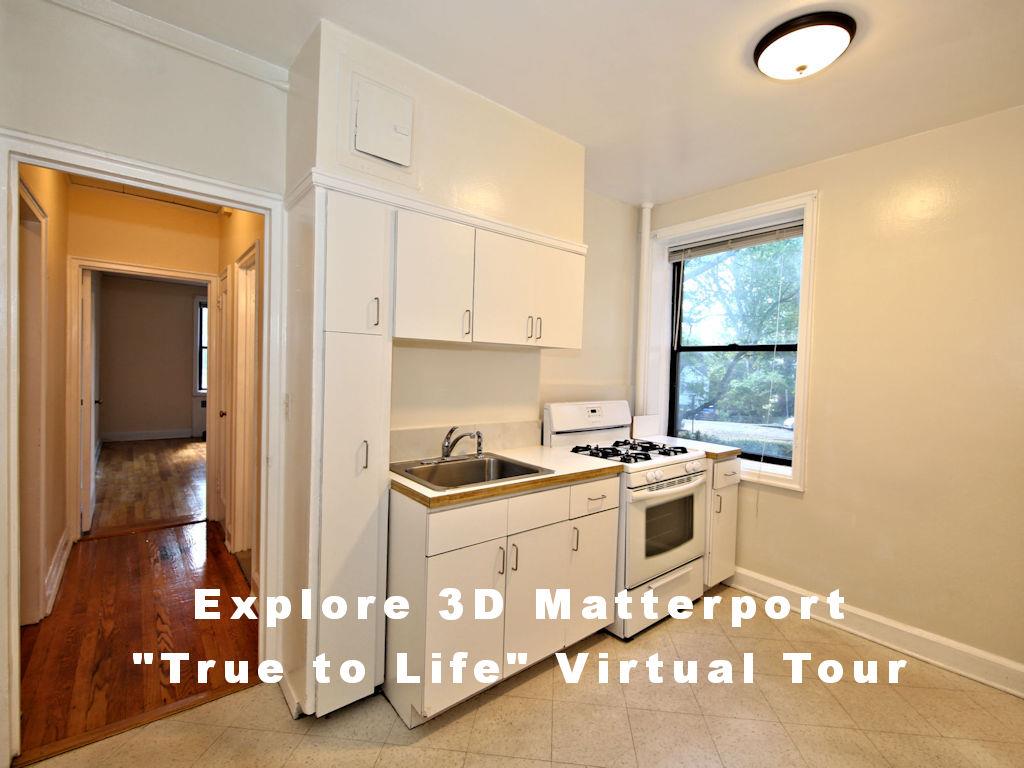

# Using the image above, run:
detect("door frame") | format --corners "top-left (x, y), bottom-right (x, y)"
top-left (0, 127), bottom-right (286, 761)
top-left (15, 182), bottom-right (49, 625)
top-left (65, 259), bottom-right (216, 539)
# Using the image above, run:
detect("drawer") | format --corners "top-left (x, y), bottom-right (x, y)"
top-left (507, 487), bottom-right (570, 534)
top-left (569, 477), bottom-right (619, 519)
top-left (713, 459), bottom-right (741, 489)
top-left (622, 558), bottom-right (704, 638)
top-left (427, 498), bottom-right (508, 555)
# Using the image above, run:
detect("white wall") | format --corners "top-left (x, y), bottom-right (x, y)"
top-left (307, 21), bottom-right (586, 243)
top-left (652, 106), bottom-right (1024, 663)
top-left (0, 0), bottom-right (286, 192)
top-left (391, 190), bottom-right (638, 435)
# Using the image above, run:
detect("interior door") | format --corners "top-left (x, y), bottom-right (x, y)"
top-left (79, 270), bottom-right (100, 532)
top-left (230, 258), bottom-right (259, 554)
top-left (422, 538), bottom-right (507, 716)
top-left (394, 210), bottom-right (476, 342)
top-left (504, 520), bottom-right (570, 674)
top-left (317, 331), bottom-right (387, 715)
top-left (215, 270), bottom-right (232, 521)
top-left (566, 509), bottom-right (617, 647)
top-left (472, 230), bottom-right (536, 345)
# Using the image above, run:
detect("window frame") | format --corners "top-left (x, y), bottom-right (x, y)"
top-left (194, 295), bottom-right (209, 395)
top-left (668, 231), bottom-right (803, 468)
top-left (642, 192), bottom-right (817, 492)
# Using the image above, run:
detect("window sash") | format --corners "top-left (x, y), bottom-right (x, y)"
top-left (197, 302), bottom-right (208, 393)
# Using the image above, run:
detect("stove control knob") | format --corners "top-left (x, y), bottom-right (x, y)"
top-left (686, 461), bottom-right (702, 473)
top-left (654, 469), bottom-right (665, 481)
top-left (646, 471), bottom-right (657, 483)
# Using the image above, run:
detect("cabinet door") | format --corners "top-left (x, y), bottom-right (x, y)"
top-left (504, 521), bottom-right (571, 674)
top-left (565, 509), bottom-right (618, 647)
top-left (394, 210), bottom-right (476, 343)
top-left (707, 484), bottom-right (738, 587)
top-left (533, 246), bottom-right (585, 350)
top-left (317, 331), bottom-right (387, 714)
top-left (473, 230), bottom-right (536, 345)
top-left (324, 190), bottom-right (391, 335)
top-left (423, 539), bottom-right (507, 716)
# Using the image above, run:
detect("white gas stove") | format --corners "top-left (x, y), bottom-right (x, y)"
top-left (543, 401), bottom-right (709, 638)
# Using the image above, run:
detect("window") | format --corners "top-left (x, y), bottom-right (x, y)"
top-left (668, 225), bottom-right (803, 466)
top-left (196, 300), bottom-right (209, 393)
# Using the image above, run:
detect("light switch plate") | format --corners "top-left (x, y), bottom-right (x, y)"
top-left (353, 75), bottom-right (414, 167)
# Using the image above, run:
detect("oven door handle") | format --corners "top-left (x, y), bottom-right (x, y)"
top-left (628, 475), bottom-right (704, 503)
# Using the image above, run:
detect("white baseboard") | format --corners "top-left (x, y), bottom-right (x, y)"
top-left (726, 567), bottom-right (1024, 698)
top-left (42, 530), bottom-right (72, 617)
top-left (100, 428), bottom-right (194, 442)
top-left (279, 674), bottom-right (304, 718)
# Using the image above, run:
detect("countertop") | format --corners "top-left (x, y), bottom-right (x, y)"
top-left (389, 445), bottom-right (622, 510)
top-left (648, 435), bottom-right (742, 461)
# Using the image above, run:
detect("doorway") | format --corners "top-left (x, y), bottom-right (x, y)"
top-left (13, 164), bottom-right (267, 764)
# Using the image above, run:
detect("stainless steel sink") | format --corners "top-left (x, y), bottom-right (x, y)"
top-left (391, 453), bottom-right (552, 492)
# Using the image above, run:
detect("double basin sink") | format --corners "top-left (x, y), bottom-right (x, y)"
top-left (391, 453), bottom-right (552, 492)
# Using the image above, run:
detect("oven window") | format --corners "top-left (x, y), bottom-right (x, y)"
top-left (645, 496), bottom-right (695, 557)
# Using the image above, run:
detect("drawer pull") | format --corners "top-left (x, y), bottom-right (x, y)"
top-left (587, 494), bottom-right (607, 502)
top-left (724, 471), bottom-right (737, 477)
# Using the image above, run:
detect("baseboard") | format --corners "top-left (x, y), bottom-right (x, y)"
top-left (100, 429), bottom-right (193, 442)
top-left (726, 567), bottom-right (1024, 698)
top-left (279, 673), bottom-right (304, 718)
top-left (42, 530), bottom-right (72, 617)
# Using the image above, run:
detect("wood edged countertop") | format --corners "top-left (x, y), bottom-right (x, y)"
top-left (652, 435), bottom-right (742, 461)
top-left (390, 445), bottom-right (622, 510)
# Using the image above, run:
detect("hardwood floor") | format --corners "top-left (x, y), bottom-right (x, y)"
top-left (18, 522), bottom-right (257, 765)
top-left (87, 439), bottom-right (207, 536)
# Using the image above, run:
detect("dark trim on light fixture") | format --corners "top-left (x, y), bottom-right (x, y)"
top-left (753, 11), bottom-right (857, 66)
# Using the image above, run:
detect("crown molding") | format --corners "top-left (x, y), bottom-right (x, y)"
top-left (46, 0), bottom-right (290, 92)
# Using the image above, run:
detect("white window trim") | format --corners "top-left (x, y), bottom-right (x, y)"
top-left (194, 294), bottom-right (209, 396)
top-left (637, 191), bottom-right (818, 492)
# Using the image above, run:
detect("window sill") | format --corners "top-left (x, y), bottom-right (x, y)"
top-left (740, 459), bottom-right (804, 492)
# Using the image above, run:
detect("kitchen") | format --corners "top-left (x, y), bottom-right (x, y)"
top-left (2, 2), bottom-right (1023, 767)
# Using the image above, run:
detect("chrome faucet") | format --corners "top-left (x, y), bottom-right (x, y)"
top-left (441, 426), bottom-right (483, 459)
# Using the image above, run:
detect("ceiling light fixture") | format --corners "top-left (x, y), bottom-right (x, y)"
top-left (754, 11), bottom-right (856, 80)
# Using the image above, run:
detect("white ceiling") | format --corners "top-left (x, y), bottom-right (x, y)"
top-left (112, 0), bottom-right (1024, 205)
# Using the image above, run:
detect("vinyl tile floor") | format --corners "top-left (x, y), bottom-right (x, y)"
top-left (31, 586), bottom-right (1024, 768)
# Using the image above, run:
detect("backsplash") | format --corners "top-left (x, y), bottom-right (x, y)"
top-left (389, 420), bottom-right (542, 462)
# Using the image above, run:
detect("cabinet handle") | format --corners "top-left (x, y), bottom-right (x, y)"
top-left (714, 494), bottom-right (722, 513)
top-left (373, 297), bottom-right (381, 327)
top-left (463, 308), bottom-right (472, 336)
top-left (362, 440), bottom-right (370, 469)
top-left (510, 543), bottom-right (519, 571)
top-left (536, 316), bottom-right (543, 340)
top-left (587, 494), bottom-right (607, 502)
top-left (498, 545), bottom-right (505, 575)
top-left (572, 526), bottom-right (580, 552)
top-left (526, 316), bottom-right (534, 339)
top-left (724, 471), bottom-right (737, 477)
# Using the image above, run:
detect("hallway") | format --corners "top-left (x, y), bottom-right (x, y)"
top-left (18, 522), bottom-right (257, 765)
top-left (87, 439), bottom-right (206, 537)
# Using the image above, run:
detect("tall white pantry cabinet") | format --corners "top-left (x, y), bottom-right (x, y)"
top-left (281, 184), bottom-right (394, 718)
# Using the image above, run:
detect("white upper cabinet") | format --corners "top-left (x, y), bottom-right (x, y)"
top-left (324, 190), bottom-right (391, 335)
top-left (472, 229), bottom-right (537, 345)
top-left (394, 211), bottom-right (476, 343)
top-left (532, 245), bottom-right (585, 350)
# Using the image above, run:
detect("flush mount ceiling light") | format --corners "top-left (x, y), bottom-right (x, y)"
top-left (754, 11), bottom-right (856, 80)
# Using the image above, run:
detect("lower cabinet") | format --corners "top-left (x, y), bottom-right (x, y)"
top-left (385, 486), bottom-right (618, 727)
top-left (504, 521), bottom-right (571, 675)
top-left (706, 457), bottom-right (740, 588)
top-left (422, 539), bottom-right (506, 716)
top-left (566, 508), bottom-right (618, 647)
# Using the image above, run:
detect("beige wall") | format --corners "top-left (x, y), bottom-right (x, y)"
top-left (68, 185), bottom-right (220, 274)
top-left (653, 106), bottom-right (1024, 663)
top-left (0, 0), bottom-right (286, 192)
top-left (99, 276), bottom-right (206, 438)
top-left (391, 190), bottom-right (638, 431)
top-left (300, 22), bottom-right (586, 242)
top-left (17, 164), bottom-right (70, 619)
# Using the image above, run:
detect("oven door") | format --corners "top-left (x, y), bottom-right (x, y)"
top-left (625, 473), bottom-right (706, 589)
